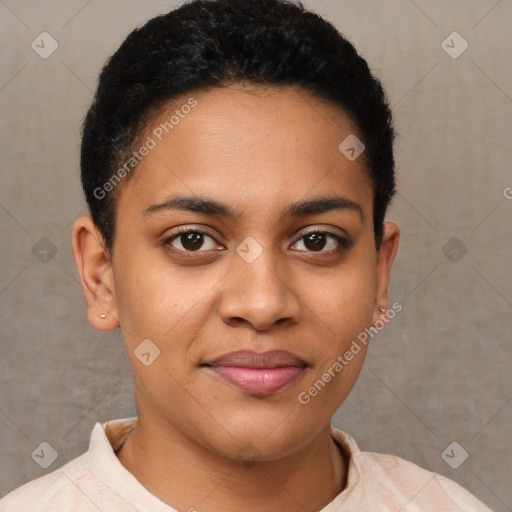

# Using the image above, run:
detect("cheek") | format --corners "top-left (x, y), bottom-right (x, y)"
top-left (112, 245), bottom-right (173, 339)
top-left (298, 249), bottom-right (377, 401)
top-left (112, 244), bottom-right (218, 351)
top-left (333, 270), bottom-right (376, 328)
top-left (306, 258), bottom-right (377, 336)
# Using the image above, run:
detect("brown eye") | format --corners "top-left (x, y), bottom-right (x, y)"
top-left (180, 232), bottom-right (205, 251)
top-left (303, 232), bottom-right (328, 251)
top-left (292, 231), bottom-right (350, 253)
top-left (165, 230), bottom-right (220, 252)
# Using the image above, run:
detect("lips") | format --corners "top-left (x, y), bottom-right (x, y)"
top-left (203, 350), bottom-right (307, 395)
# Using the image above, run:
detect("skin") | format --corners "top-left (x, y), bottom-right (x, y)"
top-left (72, 85), bottom-right (399, 512)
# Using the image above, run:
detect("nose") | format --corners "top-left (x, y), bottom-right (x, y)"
top-left (217, 246), bottom-right (302, 332)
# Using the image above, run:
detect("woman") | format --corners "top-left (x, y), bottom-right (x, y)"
top-left (0, 0), bottom-right (493, 510)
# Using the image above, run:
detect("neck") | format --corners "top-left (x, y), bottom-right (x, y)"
top-left (116, 418), bottom-right (347, 512)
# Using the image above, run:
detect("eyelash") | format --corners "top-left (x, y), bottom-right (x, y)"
top-left (163, 226), bottom-right (351, 255)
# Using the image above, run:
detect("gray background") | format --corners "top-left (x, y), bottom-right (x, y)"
top-left (0, 0), bottom-right (511, 510)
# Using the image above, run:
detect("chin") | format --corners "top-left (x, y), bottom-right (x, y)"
top-left (194, 412), bottom-right (320, 463)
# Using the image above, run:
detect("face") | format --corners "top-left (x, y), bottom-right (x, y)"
top-left (74, 85), bottom-right (399, 461)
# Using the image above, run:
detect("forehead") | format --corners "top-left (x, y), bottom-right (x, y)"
top-left (117, 85), bottom-right (373, 219)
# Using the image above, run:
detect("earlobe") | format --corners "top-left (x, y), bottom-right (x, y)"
top-left (71, 216), bottom-right (119, 331)
top-left (372, 222), bottom-right (400, 326)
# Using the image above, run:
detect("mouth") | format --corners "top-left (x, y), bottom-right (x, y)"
top-left (202, 350), bottom-right (308, 395)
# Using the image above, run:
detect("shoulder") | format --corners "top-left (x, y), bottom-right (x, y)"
top-left (0, 452), bottom-right (94, 512)
top-left (365, 451), bottom-right (490, 510)
top-left (0, 418), bottom-right (139, 512)
top-left (331, 429), bottom-right (493, 511)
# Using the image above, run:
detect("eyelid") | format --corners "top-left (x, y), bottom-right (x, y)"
top-left (171, 225), bottom-right (215, 236)
top-left (295, 225), bottom-right (349, 238)
top-left (293, 225), bottom-right (351, 244)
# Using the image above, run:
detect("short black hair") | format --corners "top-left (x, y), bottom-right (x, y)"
top-left (81, 0), bottom-right (395, 252)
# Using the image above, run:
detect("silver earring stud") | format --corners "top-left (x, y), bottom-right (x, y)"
top-left (99, 313), bottom-right (107, 319)
top-left (379, 307), bottom-right (386, 313)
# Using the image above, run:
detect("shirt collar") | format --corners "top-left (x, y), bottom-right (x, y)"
top-left (87, 417), bottom-right (365, 511)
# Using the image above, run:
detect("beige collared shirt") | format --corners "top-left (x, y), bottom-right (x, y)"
top-left (0, 417), bottom-right (493, 511)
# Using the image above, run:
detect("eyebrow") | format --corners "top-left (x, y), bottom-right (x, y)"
top-left (144, 194), bottom-right (364, 222)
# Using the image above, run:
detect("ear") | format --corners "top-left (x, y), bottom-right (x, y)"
top-left (71, 216), bottom-right (119, 331)
top-left (372, 222), bottom-right (400, 326)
